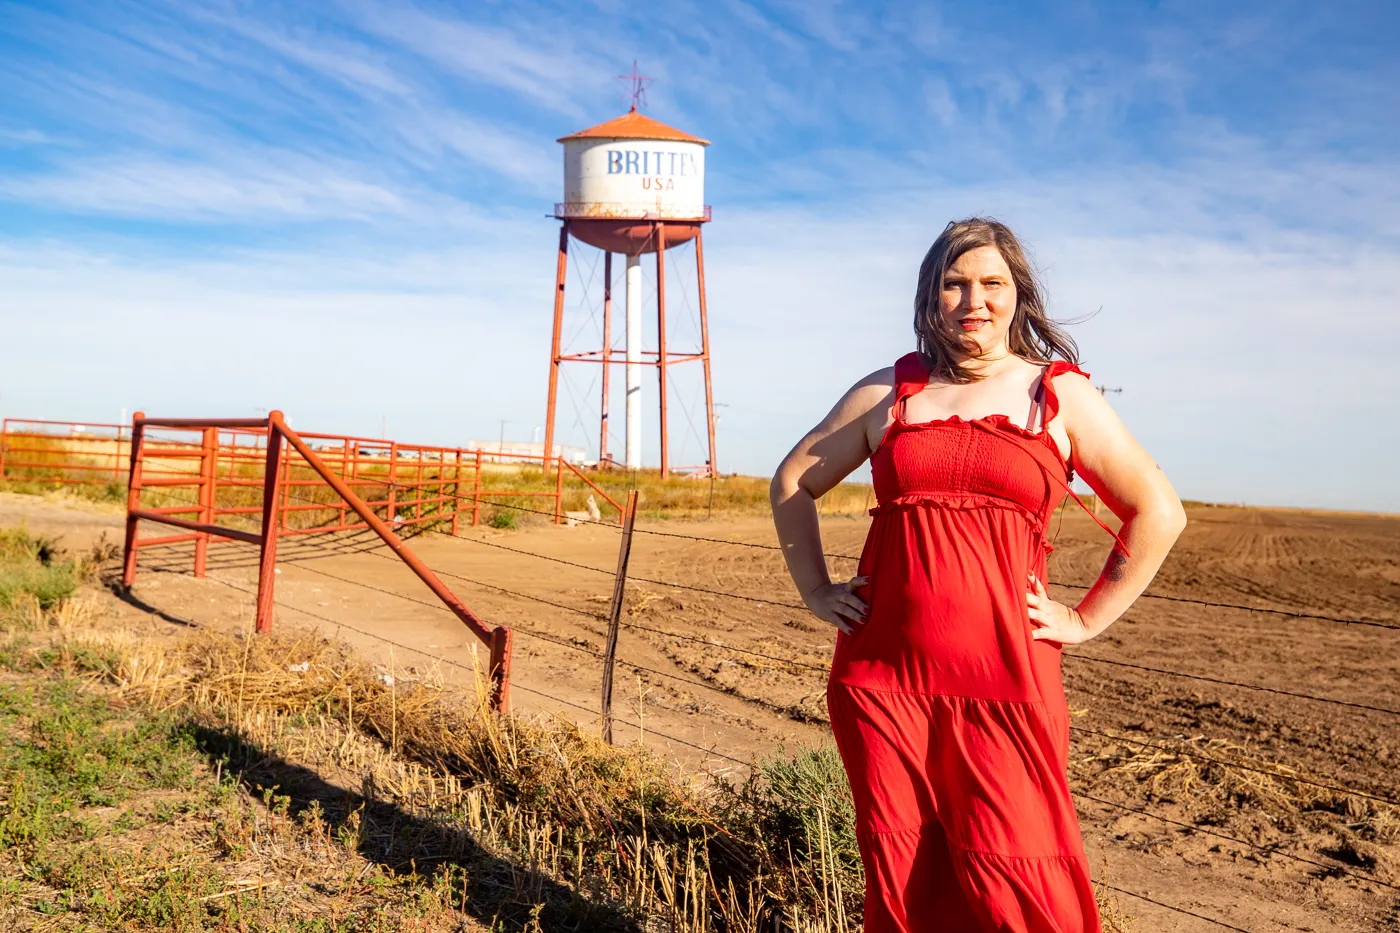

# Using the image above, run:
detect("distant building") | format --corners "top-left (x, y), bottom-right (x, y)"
top-left (465, 441), bottom-right (588, 465)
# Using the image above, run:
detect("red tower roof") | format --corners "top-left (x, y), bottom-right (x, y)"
top-left (557, 110), bottom-right (710, 146)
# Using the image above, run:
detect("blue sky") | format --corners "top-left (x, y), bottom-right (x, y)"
top-left (1, 0), bottom-right (1397, 510)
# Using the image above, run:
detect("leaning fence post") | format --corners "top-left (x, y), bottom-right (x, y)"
top-left (254, 412), bottom-right (285, 635)
top-left (601, 490), bottom-right (640, 744)
top-left (489, 626), bottom-right (513, 714)
top-left (120, 412), bottom-right (147, 589)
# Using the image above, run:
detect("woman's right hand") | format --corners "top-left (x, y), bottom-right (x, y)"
top-left (803, 576), bottom-right (870, 634)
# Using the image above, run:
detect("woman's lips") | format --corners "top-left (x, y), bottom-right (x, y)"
top-left (960, 319), bottom-right (989, 330)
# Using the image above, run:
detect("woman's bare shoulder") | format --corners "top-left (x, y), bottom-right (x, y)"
top-left (814, 366), bottom-right (897, 429)
top-left (845, 365), bottom-right (898, 408)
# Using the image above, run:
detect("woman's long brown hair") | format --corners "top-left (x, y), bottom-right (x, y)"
top-left (913, 217), bottom-right (1079, 383)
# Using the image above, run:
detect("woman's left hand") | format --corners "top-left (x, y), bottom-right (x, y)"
top-left (1026, 573), bottom-right (1094, 645)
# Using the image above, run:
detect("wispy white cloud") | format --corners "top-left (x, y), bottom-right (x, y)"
top-left (349, 0), bottom-right (610, 118)
top-left (0, 156), bottom-right (409, 221)
top-left (1, 0), bottom-right (1397, 510)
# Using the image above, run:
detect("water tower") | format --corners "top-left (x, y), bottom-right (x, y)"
top-left (542, 76), bottom-right (716, 478)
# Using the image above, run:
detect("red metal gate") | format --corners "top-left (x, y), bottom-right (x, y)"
top-left (118, 411), bottom-right (516, 710)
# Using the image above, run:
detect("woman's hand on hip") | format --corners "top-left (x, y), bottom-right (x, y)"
top-left (1026, 573), bottom-right (1093, 645)
top-left (804, 576), bottom-right (870, 634)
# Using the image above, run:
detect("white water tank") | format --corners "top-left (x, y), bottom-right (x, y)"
top-left (556, 110), bottom-right (710, 254)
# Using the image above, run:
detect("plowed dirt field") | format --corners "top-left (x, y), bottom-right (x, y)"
top-left (4, 491), bottom-right (1397, 932)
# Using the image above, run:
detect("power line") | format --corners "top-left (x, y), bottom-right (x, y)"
top-left (1097, 883), bottom-right (1255, 933)
top-left (447, 532), bottom-right (808, 610)
top-left (1075, 791), bottom-right (1400, 892)
top-left (276, 481), bottom-right (1397, 632)
top-left (189, 567), bottom-right (751, 768)
top-left (1069, 655), bottom-right (1400, 718)
top-left (275, 554), bottom-right (795, 713)
top-left (295, 532), bottom-right (1400, 720)
top-left (1070, 725), bottom-right (1400, 808)
top-left (1049, 580), bottom-right (1400, 631)
top-left (296, 542), bottom-right (828, 675)
top-left (620, 620), bottom-right (828, 673)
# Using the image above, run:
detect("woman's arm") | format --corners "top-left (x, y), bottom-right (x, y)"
top-left (770, 369), bottom-right (893, 633)
top-left (1026, 371), bottom-right (1188, 644)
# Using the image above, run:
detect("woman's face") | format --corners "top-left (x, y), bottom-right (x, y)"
top-left (940, 245), bottom-right (1017, 357)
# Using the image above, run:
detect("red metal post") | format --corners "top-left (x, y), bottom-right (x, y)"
top-left (600, 250), bottom-right (612, 464)
top-left (472, 451), bottom-right (482, 526)
top-left (451, 450), bottom-right (462, 535)
top-left (695, 229), bottom-right (718, 476)
top-left (194, 426), bottom-right (217, 578)
top-left (655, 222), bottom-right (669, 478)
top-left (278, 438), bottom-right (291, 538)
top-left (340, 438), bottom-right (351, 530)
top-left (254, 414), bottom-right (284, 635)
top-left (554, 454), bottom-right (564, 524)
top-left (542, 222), bottom-right (569, 473)
top-left (274, 418), bottom-right (509, 711)
top-left (120, 412), bottom-right (147, 589)
top-left (386, 442), bottom-right (399, 526)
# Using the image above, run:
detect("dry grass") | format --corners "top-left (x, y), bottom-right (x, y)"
top-left (1076, 733), bottom-right (1399, 881)
top-left (0, 594), bottom-right (1138, 932)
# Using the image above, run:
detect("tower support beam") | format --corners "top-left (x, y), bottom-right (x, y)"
top-left (625, 253), bottom-right (643, 471)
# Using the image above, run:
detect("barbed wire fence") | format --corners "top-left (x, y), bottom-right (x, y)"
top-left (127, 474), bottom-right (1400, 933)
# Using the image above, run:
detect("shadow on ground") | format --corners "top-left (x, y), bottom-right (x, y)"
top-left (188, 721), bottom-right (641, 933)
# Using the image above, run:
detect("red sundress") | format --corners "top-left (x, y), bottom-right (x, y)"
top-left (828, 352), bottom-right (1120, 933)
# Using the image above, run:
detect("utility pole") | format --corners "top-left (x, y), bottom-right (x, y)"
top-left (497, 420), bottom-right (509, 457)
top-left (1092, 385), bottom-right (1122, 516)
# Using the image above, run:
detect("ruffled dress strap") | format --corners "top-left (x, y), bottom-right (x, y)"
top-left (892, 351), bottom-right (930, 417)
top-left (979, 359), bottom-right (1131, 556)
top-left (1039, 360), bottom-right (1090, 428)
top-left (874, 352), bottom-right (931, 454)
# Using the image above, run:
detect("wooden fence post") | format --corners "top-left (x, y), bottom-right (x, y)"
top-left (601, 490), bottom-right (640, 744)
top-left (489, 626), bottom-right (513, 714)
top-left (254, 414), bottom-right (285, 635)
top-left (120, 413), bottom-right (147, 589)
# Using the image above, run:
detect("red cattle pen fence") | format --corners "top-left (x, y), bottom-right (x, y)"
top-left (1, 416), bottom-right (622, 528)
top-left (1, 412), bottom-right (628, 713)
top-left (113, 411), bottom-right (520, 709)
top-left (0, 418), bottom-right (131, 488)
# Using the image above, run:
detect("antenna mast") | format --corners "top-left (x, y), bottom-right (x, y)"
top-left (616, 60), bottom-right (653, 112)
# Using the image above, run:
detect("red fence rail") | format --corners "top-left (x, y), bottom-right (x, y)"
top-left (113, 411), bottom-right (528, 710)
top-left (0, 418), bottom-right (130, 487)
top-left (2, 417), bottom-right (621, 529)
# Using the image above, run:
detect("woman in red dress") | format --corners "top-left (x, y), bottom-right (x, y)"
top-left (771, 218), bottom-right (1187, 933)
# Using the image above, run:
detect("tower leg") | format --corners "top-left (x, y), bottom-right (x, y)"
top-left (543, 223), bottom-right (569, 470)
top-left (656, 223), bottom-right (669, 479)
top-left (600, 252), bottom-right (612, 464)
top-left (695, 230), bottom-right (718, 476)
top-left (625, 253), bottom-right (642, 470)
